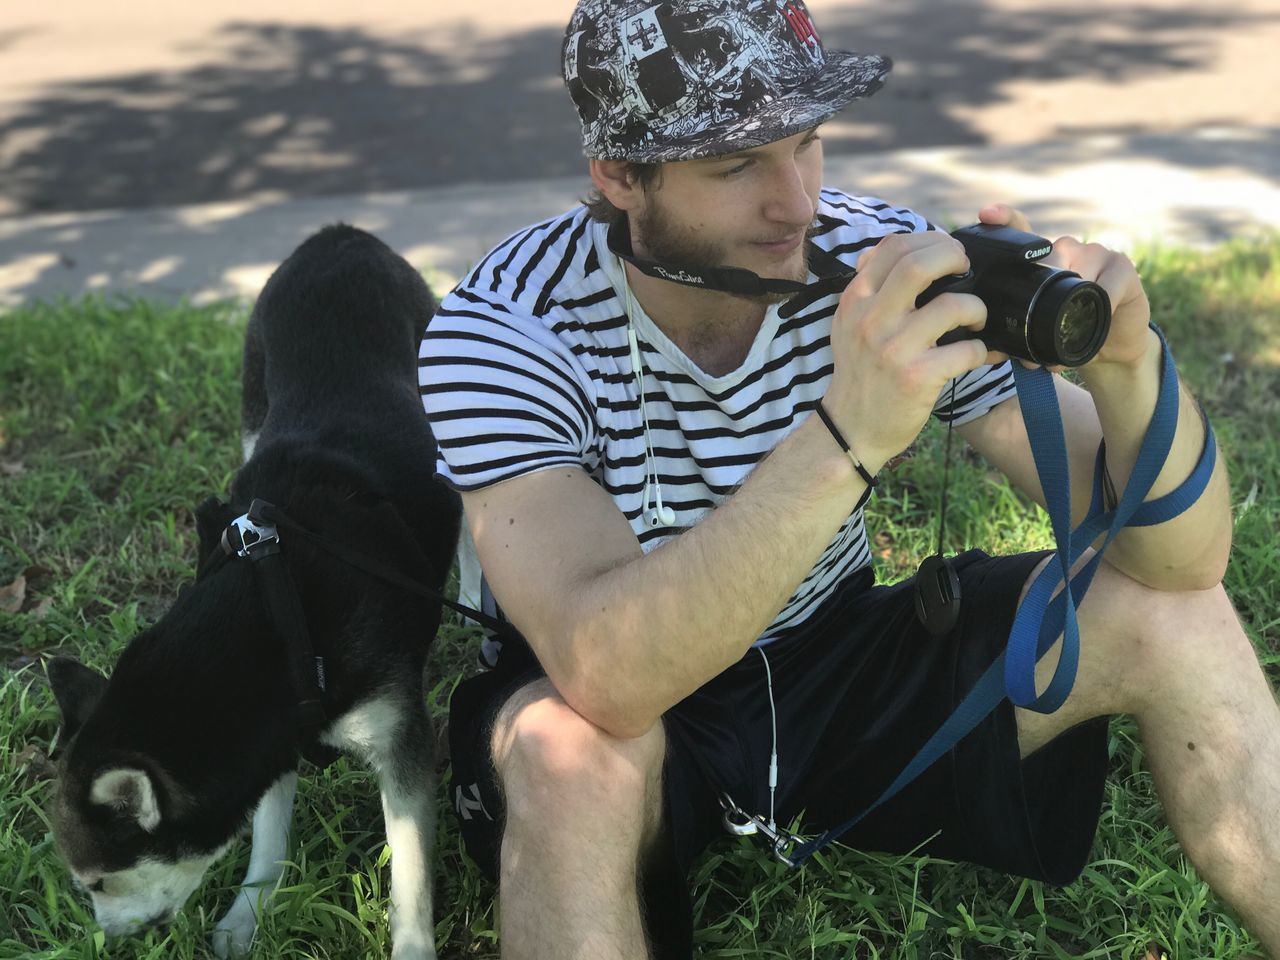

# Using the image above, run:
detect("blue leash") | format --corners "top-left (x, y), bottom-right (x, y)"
top-left (783, 324), bottom-right (1217, 867)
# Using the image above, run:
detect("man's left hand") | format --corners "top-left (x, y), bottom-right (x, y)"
top-left (978, 203), bottom-right (1154, 370)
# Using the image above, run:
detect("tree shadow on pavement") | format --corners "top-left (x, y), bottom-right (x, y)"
top-left (1, 1), bottom-right (1277, 217)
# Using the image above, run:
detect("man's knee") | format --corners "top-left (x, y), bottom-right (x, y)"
top-left (1112, 573), bottom-right (1240, 649)
top-left (491, 678), bottom-right (666, 831)
top-left (1079, 566), bottom-right (1251, 689)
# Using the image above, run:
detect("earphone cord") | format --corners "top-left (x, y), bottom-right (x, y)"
top-left (936, 380), bottom-right (958, 556)
top-left (637, 350), bottom-right (657, 500)
top-left (623, 278), bottom-right (662, 519)
top-left (755, 645), bottom-right (779, 832)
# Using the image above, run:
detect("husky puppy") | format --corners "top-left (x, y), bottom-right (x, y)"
top-left (46, 224), bottom-right (462, 959)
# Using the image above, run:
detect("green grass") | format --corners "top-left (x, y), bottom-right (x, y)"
top-left (1, 236), bottom-right (1277, 959)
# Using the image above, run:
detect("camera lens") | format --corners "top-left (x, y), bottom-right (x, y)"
top-left (1057, 289), bottom-right (1102, 362)
top-left (1025, 273), bottom-right (1110, 366)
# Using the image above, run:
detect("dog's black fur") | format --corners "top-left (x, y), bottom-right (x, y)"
top-left (48, 225), bottom-right (461, 956)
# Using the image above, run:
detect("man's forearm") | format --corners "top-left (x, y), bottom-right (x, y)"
top-left (1081, 327), bottom-right (1232, 589)
top-left (560, 412), bottom-right (868, 738)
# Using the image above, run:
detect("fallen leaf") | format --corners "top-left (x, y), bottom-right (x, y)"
top-left (14, 744), bottom-right (56, 781)
top-left (22, 563), bottom-right (54, 582)
top-left (0, 460), bottom-right (24, 478)
top-left (0, 575), bottom-right (26, 613)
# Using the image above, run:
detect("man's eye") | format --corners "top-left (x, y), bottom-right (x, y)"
top-left (721, 161), bottom-right (750, 178)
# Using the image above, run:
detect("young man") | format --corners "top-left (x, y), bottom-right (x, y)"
top-left (419, 1), bottom-right (1280, 957)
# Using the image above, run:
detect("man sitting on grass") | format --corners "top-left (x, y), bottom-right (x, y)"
top-left (418, 1), bottom-right (1280, 956)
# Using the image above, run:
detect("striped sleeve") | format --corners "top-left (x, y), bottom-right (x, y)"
top-left (932, 359), bottom-right (1016, 424)
top-left (419, 293), bottom-right (597, 492)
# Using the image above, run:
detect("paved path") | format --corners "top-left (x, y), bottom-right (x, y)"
top-left (3, 126), bottom-right (1277, 309)
top-left (1, 1), bottom-right (1278, 308)
top-left (2, 0), bottom-right (1277, 216)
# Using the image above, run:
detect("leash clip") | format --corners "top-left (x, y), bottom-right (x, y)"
top-left (718, 793), bottom-right (800, 866)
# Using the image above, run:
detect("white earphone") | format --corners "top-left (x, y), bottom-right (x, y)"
top-left (626, 308), bottom-right (677, 529)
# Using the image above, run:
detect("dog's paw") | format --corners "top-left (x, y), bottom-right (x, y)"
top-left (389, 945), bottom-right (438, 960)
top-left (211, 906), bottom-right (258, 959)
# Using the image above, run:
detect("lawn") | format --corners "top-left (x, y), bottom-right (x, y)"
top-left (1, 236), bottom-right (1277, 959)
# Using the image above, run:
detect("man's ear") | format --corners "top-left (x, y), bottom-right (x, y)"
top-left (89, 768), bottom-right (162, 832)
top-left (46, 657), bottom-right (108, 742)
top-left (588, 158), bottom-right (648, 214)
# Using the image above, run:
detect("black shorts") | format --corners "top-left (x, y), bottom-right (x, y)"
top-left (447, 550), bottom-right (1109, 959)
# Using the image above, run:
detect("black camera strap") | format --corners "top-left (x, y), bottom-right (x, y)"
top-left (604, 217), bottom-right (859, 312)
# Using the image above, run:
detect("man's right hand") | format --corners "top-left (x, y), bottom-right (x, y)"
top-left (822, 231), bottom-right (997, 472)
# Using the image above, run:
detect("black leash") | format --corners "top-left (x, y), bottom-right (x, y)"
top-left (248, 501), bottom-right (519, 640)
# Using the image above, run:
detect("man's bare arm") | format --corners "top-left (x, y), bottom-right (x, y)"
top-left (465, 231), bottom-right (991, 739)
top-left (464, 414), bottom-right (862, 740)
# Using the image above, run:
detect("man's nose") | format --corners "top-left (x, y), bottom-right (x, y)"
top-left (764, 161), bottom-right (816, 227)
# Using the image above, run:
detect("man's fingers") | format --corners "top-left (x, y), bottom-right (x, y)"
top-left (1085, 246), bottom-right (1143, 311)
top-left (978, 202), bottom-right (1035, 234)
top-left (909, 291), bottom-right (987, 350)
top-left (854, 238), bottom-right (970, 330)
top-left (843, 231), bottom-right (963, 303)
top-left (927, 337), bottom-right (991, 384)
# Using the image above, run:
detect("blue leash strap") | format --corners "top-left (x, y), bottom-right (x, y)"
top-left (787, 324), bottom-right (1216, 867)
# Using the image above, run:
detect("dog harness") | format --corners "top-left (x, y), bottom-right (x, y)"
top-left (205, 499), bottom-right (522, 765)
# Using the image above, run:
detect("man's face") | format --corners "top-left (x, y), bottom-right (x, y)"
top-left (631, 127), bottom-right (823, 302)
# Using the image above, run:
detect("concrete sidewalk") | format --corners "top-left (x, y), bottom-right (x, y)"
top-left (2, 125), bottom-right (1278, 310)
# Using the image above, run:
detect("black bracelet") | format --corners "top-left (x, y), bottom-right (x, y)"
top-left (813, 402), bottom-right (878, 493)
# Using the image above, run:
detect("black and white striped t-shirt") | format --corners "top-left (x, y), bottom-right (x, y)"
top-left (419, 187), bottom-right (1015, 644)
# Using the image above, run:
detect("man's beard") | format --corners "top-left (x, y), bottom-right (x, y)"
top-left (632, 201), bottom-right (815, 306)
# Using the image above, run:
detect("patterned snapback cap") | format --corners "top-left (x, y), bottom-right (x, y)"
top-left (562, 0), bottom-right (892, 162)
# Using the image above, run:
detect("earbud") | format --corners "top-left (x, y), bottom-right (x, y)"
top-left (647, 484), bottom-right (677, 528)
top-left (628, 327), bottom-right (644, 376)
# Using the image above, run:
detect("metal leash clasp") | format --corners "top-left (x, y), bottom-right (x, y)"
top-left (718, 793), bottom-right (800, 867)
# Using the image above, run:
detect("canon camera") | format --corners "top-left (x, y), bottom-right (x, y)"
top-left (920, 223), bottom-right (1111, 367)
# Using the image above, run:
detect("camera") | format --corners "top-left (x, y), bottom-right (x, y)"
top-left (918, 223), bottom-right (1111, 367)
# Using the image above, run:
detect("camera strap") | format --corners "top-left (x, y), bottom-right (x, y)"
top-left (604, 217), bottom-right (858, 305)
top-left (784, 322), bottom-right (1217, 867)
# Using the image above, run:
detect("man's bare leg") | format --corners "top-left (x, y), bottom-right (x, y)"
top-left (491, 678), bottom-right (666, 960)
top-left (1016, 557), bottom-right (1280, 956)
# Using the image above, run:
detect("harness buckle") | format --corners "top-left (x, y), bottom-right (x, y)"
top-left (222, 511), bottom-right (281, 559)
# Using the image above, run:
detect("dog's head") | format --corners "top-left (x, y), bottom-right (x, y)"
top-left (46, 657), bottom-right (239, 936)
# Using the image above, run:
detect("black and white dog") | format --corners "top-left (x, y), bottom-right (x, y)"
top-left (46, 225), bottom-right (462, 958)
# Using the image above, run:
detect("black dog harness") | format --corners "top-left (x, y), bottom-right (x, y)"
top-left (206, 498), bottom-right (520, 763)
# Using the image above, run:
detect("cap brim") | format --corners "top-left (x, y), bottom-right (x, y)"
top-left (596, 51), bottom-right (892, 163)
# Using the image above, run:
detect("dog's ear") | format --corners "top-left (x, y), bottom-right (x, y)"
top-left (46, 657), bottom-right (108, 742)
top-left (194, 496), bottom-right (232, 574)
top-left (89, 768), bottom-right (162, 832)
